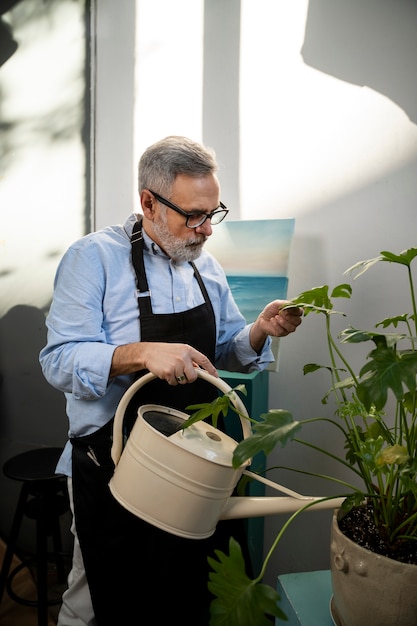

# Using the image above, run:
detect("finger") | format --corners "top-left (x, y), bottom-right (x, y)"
top-left (280, 308), bottom-right (303, 324)
top-left (185, 354), bottom-right (218, 380)
top-left (175, 373), bottom-right (188, 385)
top-left (282, 316), bottom-right (302, 332)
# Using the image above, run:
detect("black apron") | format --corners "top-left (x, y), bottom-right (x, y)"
top-left (71, 219), bottom-right (250, 626)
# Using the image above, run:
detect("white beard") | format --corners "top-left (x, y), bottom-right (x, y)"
top-left (152, 211), bottom-right (207, 262)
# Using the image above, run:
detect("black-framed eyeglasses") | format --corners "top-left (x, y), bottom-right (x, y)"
top-left (148, 190), bottom-right (228, 229)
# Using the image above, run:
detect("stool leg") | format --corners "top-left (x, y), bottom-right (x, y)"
top-left (36, 494), bottom-right (49, 626)
top-left (0, 483), bottom-right (28, 605)
top-left (51, 513), bottom-right (66, 583)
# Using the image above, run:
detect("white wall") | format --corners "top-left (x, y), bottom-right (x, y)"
top-left (91, 0), bottom-right (417, 586)
top-left (92, 0), bottom-right (136, 227)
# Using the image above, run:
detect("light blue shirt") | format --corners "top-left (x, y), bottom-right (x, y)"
top-left (39, 214), bottom-right (273, 476)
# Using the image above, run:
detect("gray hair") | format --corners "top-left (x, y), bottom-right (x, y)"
top-left (138, 136), bottom-right (218, 196)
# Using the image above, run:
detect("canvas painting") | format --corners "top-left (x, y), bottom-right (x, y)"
top-left (205, 218), bottom-right (295, 372)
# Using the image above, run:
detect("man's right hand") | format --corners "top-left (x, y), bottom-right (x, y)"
top-left (110, 341), bottom-right (218, 385)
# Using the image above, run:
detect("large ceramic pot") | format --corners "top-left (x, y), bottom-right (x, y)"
top-left (330, 509), bottom-right (417, 626)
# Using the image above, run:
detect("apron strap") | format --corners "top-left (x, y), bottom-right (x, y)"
top-left (131, 218), bottom-right (152, 317)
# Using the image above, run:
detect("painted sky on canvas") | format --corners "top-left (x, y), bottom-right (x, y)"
top-left (205, 218), bottom-right (295, 276)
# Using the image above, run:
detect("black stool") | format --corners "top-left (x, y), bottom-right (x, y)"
top-left (0, 447), bottom-right (70, 626)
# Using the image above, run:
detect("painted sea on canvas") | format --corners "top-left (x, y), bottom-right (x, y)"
top-left (227, 275), bottom-right (289, 323)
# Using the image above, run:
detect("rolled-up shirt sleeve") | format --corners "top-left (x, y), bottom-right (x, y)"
top-left (40, 339), bottom-right (116, 399)
top-left (230, 324), bottom-right (273, 369)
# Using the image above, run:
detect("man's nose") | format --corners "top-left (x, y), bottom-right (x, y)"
top-left (196, 219), bottom-right (213, 236)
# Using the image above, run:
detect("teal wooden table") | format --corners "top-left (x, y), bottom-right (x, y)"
top-left (276, 570), bottom-right (335, 625)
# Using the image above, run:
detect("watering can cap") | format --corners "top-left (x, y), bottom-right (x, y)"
top-left (140, 404), bottom-right (239, 467)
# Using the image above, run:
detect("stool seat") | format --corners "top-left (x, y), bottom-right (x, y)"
top-left (3, 447), bottom-right (64, 483)
top-left (0, 447), bottom-right (70, 626)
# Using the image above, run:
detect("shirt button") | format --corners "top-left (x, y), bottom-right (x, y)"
top-left (176, 296), bottom-right (181, 302)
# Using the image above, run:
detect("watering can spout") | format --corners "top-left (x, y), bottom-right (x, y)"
top-left (219, 469), bottom-right (345, 519)
top-left (220, 495), bottom-right (346, 520)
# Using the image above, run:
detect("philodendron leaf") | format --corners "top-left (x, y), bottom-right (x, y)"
top-left (344, 248), bottom-right (417, 279)
top-left (344, 256), bottom-right (383, 279)
top-left (183, 396), bottom-right (232, 428)
top-left (357, 437), bottom-right (385, 474)
top-left (341, 492), bottom-right (367, 511)
top-left (303, 363), bottom-right (324, 374)
top-left (357, 345), bottom-right (417, 411)
top-left (331, 283), bottom-right (353, 299)
top-left (376, 314), bottom-right (409, 329)
top-left (376, 444), bottom-right (409, 468)
top-left (208, 538), bottom-right (287, 626)
top-left (399, 465), bottom-right (417, 496)
top-left (379, 248), bottom-right (417, 266)
top-left (232, 410), bottom-right (301, 468)
top-left (286, 285), bottom-right (333, 309)
top-left (340, 327), bottom-right (406, 349)
top-left (286, 284), bottom-right (350, 317)
top-left (403, 390), bottom-right (417, 413)
top-left (184, 385), bottom-right (247, 429)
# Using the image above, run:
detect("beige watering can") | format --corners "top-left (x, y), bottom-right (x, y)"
top-left (109, 369), bottom-right (344, 539)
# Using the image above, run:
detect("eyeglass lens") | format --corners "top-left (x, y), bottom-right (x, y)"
top-left (187, 210), bottom-right (227, 228)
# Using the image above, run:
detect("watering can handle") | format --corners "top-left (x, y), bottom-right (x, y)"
top-left (111, 368), bottom-right (251, 466)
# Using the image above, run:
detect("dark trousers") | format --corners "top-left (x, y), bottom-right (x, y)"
top-left (71, 422), bottom-right (251, 626)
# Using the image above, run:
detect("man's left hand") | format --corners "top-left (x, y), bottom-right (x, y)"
top-left (250, 300), bottom-right (303, 352)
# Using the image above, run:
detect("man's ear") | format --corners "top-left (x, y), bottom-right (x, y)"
top-left (140, 190), bottom-right (155, 219)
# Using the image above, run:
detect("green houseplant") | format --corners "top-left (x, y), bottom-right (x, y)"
top-left (183, 247), bottom-right (417, 625)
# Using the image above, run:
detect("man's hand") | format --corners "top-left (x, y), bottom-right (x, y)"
top-left (110, 342), bottom-right (218, 385)
top-left (250, 300), bottom-right (303, 353)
